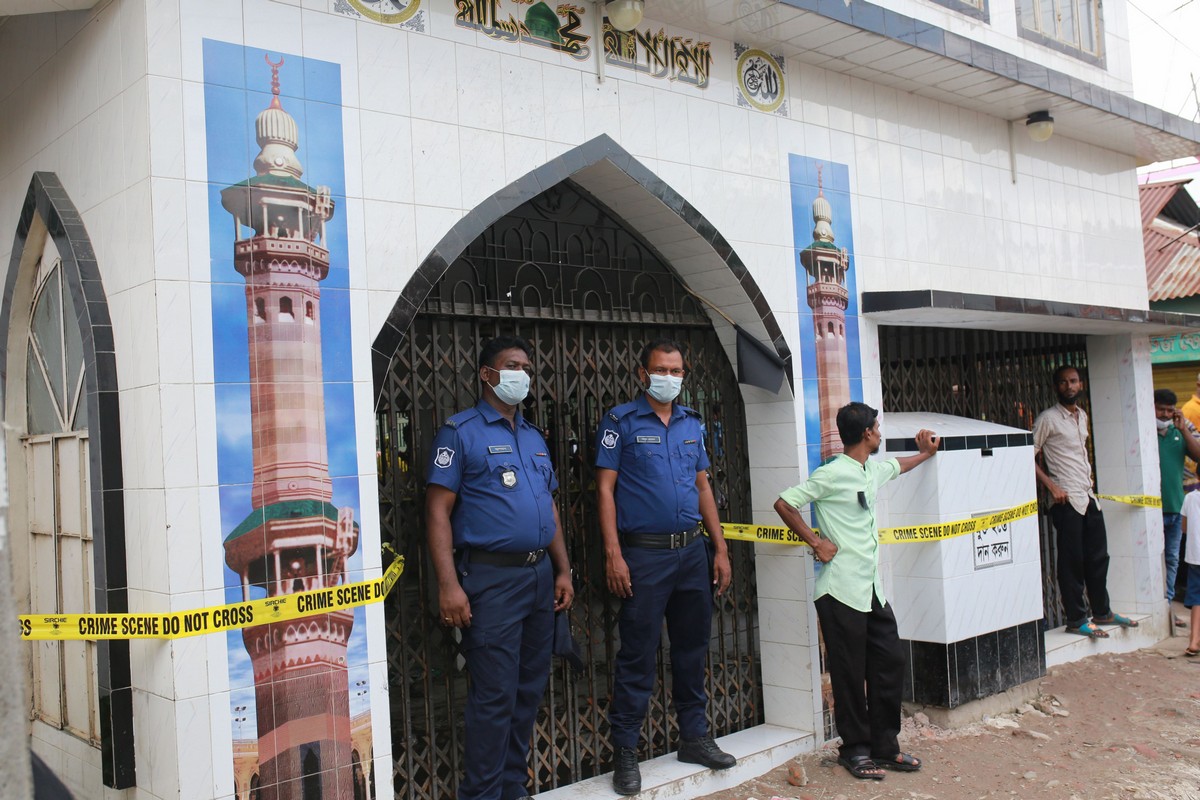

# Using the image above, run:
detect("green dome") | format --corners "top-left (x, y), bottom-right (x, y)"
top-left (525, 3), bottom-right (564, 43)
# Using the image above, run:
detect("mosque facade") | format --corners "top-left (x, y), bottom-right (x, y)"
top-left (0, 0), bottom-right (1197, 798)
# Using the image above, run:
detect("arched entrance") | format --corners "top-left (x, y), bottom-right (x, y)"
top-left (0, 172), bottom-right (134, 788)
top-left (375, 162), bottom-right (790, 796)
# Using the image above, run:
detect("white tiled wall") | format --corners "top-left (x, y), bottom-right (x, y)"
top-left (0, 0), bottom-right (1169, 793)
top-left (879, 417), bottom-right (1043, 643)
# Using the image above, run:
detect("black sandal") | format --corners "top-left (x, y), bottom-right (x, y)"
top-left (837, 754), bottom-right (885, 780)
top-left (873, 752), bottom-right (922, 772)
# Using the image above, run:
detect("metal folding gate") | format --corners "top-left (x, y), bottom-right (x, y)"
top-left (877, 326), bottom-right (1091, 629)
top-left (376, 182), bottom-right (762, 799)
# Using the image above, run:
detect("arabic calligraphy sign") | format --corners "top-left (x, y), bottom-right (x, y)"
top-left (456, 0), bottom-right (592, 61)
top-left (602, 22), bottom-right (712, 88)
top-left (734, 43), bottom-right (787, 116)
top-left (335, 0), bottom-right (425, 29)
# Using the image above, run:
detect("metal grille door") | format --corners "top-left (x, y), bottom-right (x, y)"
top-left (877, 326), bottom-right (1090, 628)
top-left (377, 183), bottom-right (762, 799)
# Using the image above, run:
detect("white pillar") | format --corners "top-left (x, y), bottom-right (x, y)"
top-left (1085, 334), bottom-right (1163, 619)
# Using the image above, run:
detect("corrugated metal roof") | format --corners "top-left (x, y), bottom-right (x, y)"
top-left (1146, 219), bottom-right (1200, 301)
top-left (1143, 180), bottom-right (1200, 302)
top-left (1140, 179), bottom-right (1191, 229)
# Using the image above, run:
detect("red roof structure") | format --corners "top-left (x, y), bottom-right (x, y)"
top-left (1142, 178), bottom-right (1200, 302)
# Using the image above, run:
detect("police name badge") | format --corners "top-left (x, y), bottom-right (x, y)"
top-left (501, 469), bottom-right (518, 488)
top-left (434, 447), bottom-right (455, 468)
top-left (601, 429), bottom-right (619, 449)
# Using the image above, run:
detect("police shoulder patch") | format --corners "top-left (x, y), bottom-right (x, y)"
top-left (434, 447), bottom-right (455, 468)
top-left (601, 429), bottom-right (620, 449)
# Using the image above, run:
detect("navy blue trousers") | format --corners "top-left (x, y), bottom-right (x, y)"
top-left (458, 557), bottom-right (555, 800)
top-left (1049, 499), bottom-right (1111, 628)
top-left (608, 537), bottom-right (712, 748)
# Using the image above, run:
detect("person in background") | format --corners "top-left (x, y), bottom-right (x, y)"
top-left (1033, 365), bottom-right (1137, 639)
top-left (1154, 388), bottom-right (1200, 626)
top-left (1178, 487), bottom-right (1200, 656)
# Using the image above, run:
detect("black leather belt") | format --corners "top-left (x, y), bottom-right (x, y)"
top-left (465, 548), bottom-right (547, 567)
top-left (620, 525), bottom-right (703, 550)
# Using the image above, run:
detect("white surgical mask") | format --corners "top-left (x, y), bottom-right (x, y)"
top-left (646, 374), bottom-right (683, 404)
top-left (1157, 417), bottom-right (1172, 432)
top-left (490, 369), bottom-right (530, 406)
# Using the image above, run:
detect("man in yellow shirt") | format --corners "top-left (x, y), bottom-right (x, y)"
top-left (1180, 373), bottom-right (1200, 489)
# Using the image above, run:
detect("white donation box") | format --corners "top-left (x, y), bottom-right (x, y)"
top-left (878, 413), bottom-right (1043, 646)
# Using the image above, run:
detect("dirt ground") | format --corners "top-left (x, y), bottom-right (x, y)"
top-left (699, 637), bottom-right (1200, 800)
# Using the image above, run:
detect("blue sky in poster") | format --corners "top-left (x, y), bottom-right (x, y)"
top-left (202, 39), bottom-right (371, 726)
top-left (789, 154), bottom-right (863, 472)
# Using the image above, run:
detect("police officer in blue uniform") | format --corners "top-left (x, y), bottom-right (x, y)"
top-left (595, 338), bottom-right (736, 796)
top-left (426, 336), bottom-right (574, 800)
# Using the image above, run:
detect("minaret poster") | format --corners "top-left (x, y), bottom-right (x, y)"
top-left (789, 155), bottom-right (863, 471)
top-left (203, 41), bottom-right (375, 799)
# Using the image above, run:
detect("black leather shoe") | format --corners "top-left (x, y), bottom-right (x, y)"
top-left (678, 735), bottom-right (737, 769)
top-left (612, 746), bottom-right (642, 795)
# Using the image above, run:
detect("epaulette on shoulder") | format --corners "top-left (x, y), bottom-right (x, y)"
top-left (607, 402), bottom-right (637, 423)
top-left (524, 418), bottom-right (546, 436)
top-left (679, 404), bottom-right (702, 419)
top-left (445, 408), bottom-right (481, 429)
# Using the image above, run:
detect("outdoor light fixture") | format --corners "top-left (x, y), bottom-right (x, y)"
top-left (606, 0), bottom-right (644, 31)
top-left (1025, 110), bottom-right (1054, 142)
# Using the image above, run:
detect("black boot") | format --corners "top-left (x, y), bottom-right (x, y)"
top-left (612, 745), bottom-right (642, 795)
top-left (678, 735), bottom-right (737, 769)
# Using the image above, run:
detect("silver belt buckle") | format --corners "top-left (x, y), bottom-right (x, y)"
top-left (670, 532), bottom-right (683, 549)
top-left (524, 549), bottom-right (541, 566)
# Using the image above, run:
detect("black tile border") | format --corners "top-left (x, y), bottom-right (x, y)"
top-left (904, 620), bottom-right (1045, 708)
top-left (779, 0), bottom-right (1200, 148)
top-left (862, 289), bottom-right (1200, 329)
top-left (0, 172), bottom-right (134, 788)
top-left (370, 134), bottom-right (795, 404)
top-left (886, 432), bottom-right (1033, 452)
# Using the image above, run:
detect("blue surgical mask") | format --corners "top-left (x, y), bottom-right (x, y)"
top-left (491, 369), bottom-right (530, 406)
top-left (647, 374), bottom-right (683, 404)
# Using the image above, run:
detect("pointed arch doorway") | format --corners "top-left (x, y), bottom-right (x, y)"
top-left (376, 174), bottom-right (775, 797)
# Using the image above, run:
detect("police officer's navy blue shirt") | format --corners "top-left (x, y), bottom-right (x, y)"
top-left (595, 394), bottom-right (710, 535)
top-left (427, 400), bottom-right (558, 552)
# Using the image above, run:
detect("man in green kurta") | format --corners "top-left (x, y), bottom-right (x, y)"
top-left (774, 402), bottom-right (939, 781)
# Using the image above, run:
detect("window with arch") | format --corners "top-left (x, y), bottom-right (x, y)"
top-left (23, 247), bottom-right (100, 744)
top-left (279, 296), bottom-right (294, 320)
top-left (255, 297), bottom-right (266, 321)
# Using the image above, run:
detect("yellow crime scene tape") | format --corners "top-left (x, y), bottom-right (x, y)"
top-left (721, 501), bottom-right (1040, 547)
top-left (19, 551), bottom-right (405, 642)
top-left (1097, 494), bottom-right (1162, 508)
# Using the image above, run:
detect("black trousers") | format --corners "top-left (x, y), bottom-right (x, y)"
top-left (1049, 499), bottom-right (1111, 628)
top-left (815, 591), bottom-right (905, 760)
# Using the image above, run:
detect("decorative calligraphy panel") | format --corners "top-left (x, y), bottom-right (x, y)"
top-left (334, 0), bottom-right (427, 31)
top-left (734, 43), bottom-right (787, 117)
top-left (602, 21), bottom-right (713, 88)
top-left (455, 0), bottom-right (592, 60)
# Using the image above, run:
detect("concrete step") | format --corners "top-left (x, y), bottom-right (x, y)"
top-left (1044, 612), bottom-right (1164, 668)
top-left (535, 726), bottom-right (814, 800)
